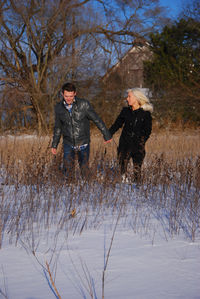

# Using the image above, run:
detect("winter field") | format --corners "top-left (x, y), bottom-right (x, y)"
top-left (0, 131), bottom-right (200, 299)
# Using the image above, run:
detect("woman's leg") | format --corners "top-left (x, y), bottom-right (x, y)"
top-left (131, 149), bottom-right (145, 183)
top-left (118, 150), bottom-right (130, 175)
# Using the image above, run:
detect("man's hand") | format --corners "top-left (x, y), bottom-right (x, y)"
top-left (104, 139), bottom-right (112, 144)
top-left (51, 148), bottom-right (57, 155)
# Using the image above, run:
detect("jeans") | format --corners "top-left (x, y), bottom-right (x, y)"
top-left (63, 143), bottom-right (90, 180)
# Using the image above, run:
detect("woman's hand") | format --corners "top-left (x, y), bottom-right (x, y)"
top-left (104, 139), bottom-right (112, 144)
top-left (51, 148), bottom-right (57, 155)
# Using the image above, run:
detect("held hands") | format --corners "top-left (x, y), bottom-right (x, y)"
top-left (51, 148), bottom-right (57, 155)
top-left (104, 138), bottom-right (112, 144)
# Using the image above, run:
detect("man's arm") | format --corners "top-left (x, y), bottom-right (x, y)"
top-left (51, 105), bottom-right (62, 153)
top-left (86, 100), bottom-right (112, 141)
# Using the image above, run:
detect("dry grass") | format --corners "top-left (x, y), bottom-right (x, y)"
top-left (0, 130), bottom-right (200, 298)
top-left (0, 129), bottom-right (199, 249)
top-left (0, 129), bottom-right (199, 191)
top-left (91, 129), bottom-right (200, 160)
top-left (146, 131), bottom-right (200, 160)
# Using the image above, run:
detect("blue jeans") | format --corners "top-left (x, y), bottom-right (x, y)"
top-left (63, 144), bottom-right (90, 180)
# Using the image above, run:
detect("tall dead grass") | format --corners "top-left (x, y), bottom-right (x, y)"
top-left (0, 130), bottom-right (200, 250)
top-left (0, 130), bottom-right (200, 298)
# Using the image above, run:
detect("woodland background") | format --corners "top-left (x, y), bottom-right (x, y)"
top-left (0, 0), bottom-right (199, 134)
top-left (0, 3), bottom-right (200, 297)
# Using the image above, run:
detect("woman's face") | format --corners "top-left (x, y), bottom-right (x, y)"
top-left (126, 91), bottom-right (139, 107)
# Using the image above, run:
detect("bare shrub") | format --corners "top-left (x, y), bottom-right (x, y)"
top-left (0, 131), bottom-right (200, 298)
top-left (0, 131), bottom-right (200, 250)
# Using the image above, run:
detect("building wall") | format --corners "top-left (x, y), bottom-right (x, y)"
top-left (103, 45), bottom-right (151, 90)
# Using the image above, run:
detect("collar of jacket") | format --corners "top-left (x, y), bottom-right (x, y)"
top-left (128, 106), bottom-right (142, 112)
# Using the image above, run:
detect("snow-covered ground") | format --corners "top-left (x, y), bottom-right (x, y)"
top-left (0, 182), bottom-right (200, 299)
top-left (1, 224), bottom-right (200, 299)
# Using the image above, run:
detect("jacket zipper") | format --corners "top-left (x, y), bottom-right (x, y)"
top-left (67, 108), bottom-right (76, 147)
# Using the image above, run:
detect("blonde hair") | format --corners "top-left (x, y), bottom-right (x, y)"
top-left (127, 88), bottom-right (153, 112)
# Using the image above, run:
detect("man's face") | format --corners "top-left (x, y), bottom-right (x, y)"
top-left (62, 90), bottom-right (76, 105)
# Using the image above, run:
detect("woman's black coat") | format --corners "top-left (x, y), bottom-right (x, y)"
top-left (109, 107), bottom-right (152, 154)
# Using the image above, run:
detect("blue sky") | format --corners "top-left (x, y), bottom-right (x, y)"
top-left (159, 0), bottom-right (183, 18)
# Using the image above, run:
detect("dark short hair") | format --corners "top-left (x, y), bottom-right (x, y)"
top-left (62, 82), bottom-right (76, 93)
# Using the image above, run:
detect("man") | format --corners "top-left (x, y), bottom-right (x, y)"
top-left (51, 82), bottom-right (112, 180)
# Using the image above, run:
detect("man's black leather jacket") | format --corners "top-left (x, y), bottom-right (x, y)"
top-left (52, 97), bottom-right (111, 148)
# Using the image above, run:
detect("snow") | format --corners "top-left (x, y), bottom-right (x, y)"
top-left (0, 181), bottom-right (200, 299)
top-left (0, 225), bottom-right (200, 299)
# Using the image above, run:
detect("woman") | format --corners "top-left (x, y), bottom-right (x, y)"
top-left (109, 88), bottom-right (153, 182)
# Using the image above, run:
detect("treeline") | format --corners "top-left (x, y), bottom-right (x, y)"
top-left (0, 0), bottom-right (199, 133)
top-left (144, 9), bottom-right (200, 128)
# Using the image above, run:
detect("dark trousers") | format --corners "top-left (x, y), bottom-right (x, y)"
top-left (118, 148), bottom-right (145, 182)
top-left (63, 144), bottom-right (90, 181)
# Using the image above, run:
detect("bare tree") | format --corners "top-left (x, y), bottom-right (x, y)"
top-left (179, 0), bottom-right (200, 21)
top-left (0, 0), bottom-right (169, 133)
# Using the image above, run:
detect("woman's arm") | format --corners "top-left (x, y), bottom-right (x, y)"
top-left (142, 111), bottom-right (152, 142)
top-left (109, 108), bottom-right (125, 136)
